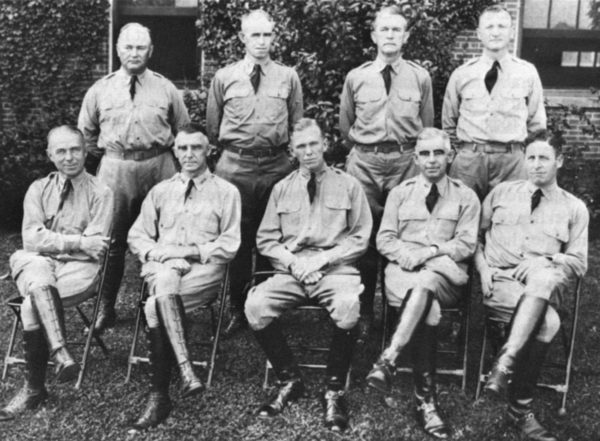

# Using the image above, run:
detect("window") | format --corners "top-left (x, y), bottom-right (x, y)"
top-left (521, 0), bottom-right (600, 88)
top-left (113, 0), bottom-right (199, 87)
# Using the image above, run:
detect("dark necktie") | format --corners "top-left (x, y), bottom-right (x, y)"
top-left (425, 183), bottom-right (439, 213)
top-left (307, 172), bottom-right (317, 204)
top-left (250, 64), bottom-right (261, 93)
top-left (57, 179), bottom-right (72, 212)
top-left (484, 61), bottom-right (500, 94)
top-left (531, 188), bottom-right (543, 213)
top-left (382, 64), bottom-right (393, 95)
top-left (184, 179), bottom-right (195, 201)
top-left (129, 75), bottom-right (138, 100)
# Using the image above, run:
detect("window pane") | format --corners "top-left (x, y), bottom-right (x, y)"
top-left (580, 0), bottom-right (600, 29)
top-left (524, 0), bottom-right (550, 28)
top-left (550, 0), bottom-right (579, 29)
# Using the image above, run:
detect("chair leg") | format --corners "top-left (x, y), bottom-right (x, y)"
top-left (126, 280), bottom-right (149, 384)
top-left (460, 299), bottom-right (470, 392)
top-left (207, 269), bottom-right (229, 388)
top-left (2, 312), bottom-right (21, 380)
top-left (475, 324), bottom-right (488, 400)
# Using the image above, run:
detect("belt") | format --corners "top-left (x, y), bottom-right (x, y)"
top-left (355, 142), bottom-right (415, 154)
top-left (458, 142), bottom-right (524, 153)
top-left (105, 147), bottom-right (171, 161)
top-left (224, 145), bottom-right (287, 157)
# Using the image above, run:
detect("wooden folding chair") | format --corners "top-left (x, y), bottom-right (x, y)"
top-left (475, 277), bottom-right (583, 415)
top-left (2, 238), bottom-right (112, 389)
top-left (125, 265), bottom-right (229, 388)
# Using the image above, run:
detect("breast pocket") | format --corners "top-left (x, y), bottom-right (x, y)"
top-left (191, 202), bottom-right (220, 237)
top-left (99, 95), bottom-right (128, 125)
top-left (264, 84), bottom-right (290, 121)
top-left (355, 85), bottom-right (383, 123)
top-left (323, 192), bottom-right (351, 233)
top-left (498, 88), bottom-right (528, 116)
top-left (536, 222), bottom-right (569, 255)
top-left (397, 204), bottom-right (429, 239)
top-left (462, 88), bottom-right (488, 113)
top-left (395, 89), bottom-right (422, 117)
top-left (224, 85), bottom-right (253, 120)
top-left (276, 198), bottom-right (302, 236)
top-left (434, 204), bottom-right (460, 241)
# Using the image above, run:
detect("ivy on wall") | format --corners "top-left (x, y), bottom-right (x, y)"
top-left (0, 0), bottom-right (109, 227)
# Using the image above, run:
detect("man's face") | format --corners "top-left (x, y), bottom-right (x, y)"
top-left (525, 141), bottom-right (563, 187)
top-left (371, 13), bottom-right (408, 57)
top-left (117, 27), bottom-right (153, 75)
top-left (291, 127), bottom-right (326, 172)
top-left (47, 131), bottom-right (86, 179)
top-left (239, 16), bottom-right (274, 61)
top-left (414, 137), bottom-right (453, 183)
top-left (477, 11), bottom-right (513, 53)
top-left (174, 132), bottom-right (209, 178)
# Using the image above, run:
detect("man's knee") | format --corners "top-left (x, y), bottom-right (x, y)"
top-left (152, 268), bottom-right (182, 297)
top-left (424, 300), bottom-right (442, 326)
top-left (537, 306), bottom-right (561, 343)
top-left (244, 287), bottom-right (274, 331)
top-left (330, 294), bottom-right (360, 330)
top-left (525, 269), bottom-right (562, 299)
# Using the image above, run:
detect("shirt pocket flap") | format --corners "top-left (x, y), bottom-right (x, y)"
top-left (356, 85), bottom-right (383, 102)
top-left (491, 208), bottom-right (519, 225)
top-left (397, 89), bottom-right (421, 102)
top-left (398, 209), bottom-right (428, 221)
top-left (266, 85), bottom-right (290, 99)
top-left (225, 85), bottom-right (252, 100)
top-left (502, 88), bottom-right (528, 99)
top-left (276, 198), bottom-right (301, 213)
top-left (324, 190), bottom-right (351, 210)
top-left (463, 89), bottom-right (487, 100)
top-left (436, 204), bottom-right (460, 221)
top-left (542, 224), bottom-right (569, 243)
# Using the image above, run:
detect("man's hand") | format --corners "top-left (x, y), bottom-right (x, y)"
top-left (512, 256), bottom-right (552, 283)
top-left (80, 235), bottom-right (110, 260)
top-left (290, 254), bottom-right (328, 282)
top-left (479, 265), bottom-right (494, 298)
top-left (301, 271), bottom-right (323, 285)
top-left (397, 247), bottom-right (433, 271)
top-left (148, 245), bottom-right (186, 263)
top-left (166, 258), bottom-right (191, 275)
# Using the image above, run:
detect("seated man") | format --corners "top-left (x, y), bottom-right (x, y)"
top-left (477, 133), bottom-right (588, 441)
top-left (367, 128), bottom-right (480, 439)
top-left (127, 124), bottom-right (241, 431)
top-left (245, 118), bottom-right (372, 432)
top-left (0, 126), bottom-right (113, 421)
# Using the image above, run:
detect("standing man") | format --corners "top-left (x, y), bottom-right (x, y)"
top-left (366, 128), bottom-right (480, 439)
top-left (339, 5), bottom-right (434, 338)
top-left (127, 124), bottom-right (240, 431)
top-left (78, 23), bottom-right (191, 333)
top-left (245, 119), bottom-right (371, 432)
top-left (442, 5), bottom-right (546, 200)
top-left (0, 126), bottom-right (112, 420)
top-left (207, 9), bottom-right (303, 337)
top-left (476, 134), bottom-right (588, 441)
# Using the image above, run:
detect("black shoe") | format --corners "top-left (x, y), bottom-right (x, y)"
top-left (222, 312), bottom-right (247, 339)
top-left (356, 313), bottom-right (373, 344)
top-left (323, 389), bottom-right (349, 432)
top-left (258, 379), bottom-right (305, 417)
top-left (129, 392), bottom-right (172, 432)
top-left (53, 347), bottom-right (80, 384)
top-left (94, 306), bottom-right (116, 334)
top-left (0, 386), bottom-right (48, 421)
top-left (508, 410), bottom-right (558, 441)
top-left (416, 396), bottom-right (450, 439)
top-left (485, 349), bottom-right (515, 399)
top-left (366, 357), bottom-right (395, 394)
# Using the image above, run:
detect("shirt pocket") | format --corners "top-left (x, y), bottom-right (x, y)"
top-left (264, 83), bottom-right (290, 121)
top-left (395, 89), bottom-right (422, 116)
top-left (397, 206), bottom-right (428, 239)
top-left (434, 204), bottom-right (460, 241)
top-left (276, 198), bottom-right (302, 236)
top-left (462, 88), bottom-right (488, 113)
top-left (99, 94), bottom-right (128, 124)
top-left (224, 85), bottom-right (253, 120)
top-left (323, 190), bottom-right (351, 234)
top-left (189, 201), bottom-right (220, 239)
top-left (355, 85), bottom-right (383, 123)
top-left (497, 88), bottom-right (528, 116)
top-left (535, 222), bottom-right (569, 255)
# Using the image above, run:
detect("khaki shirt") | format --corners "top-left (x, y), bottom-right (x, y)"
top-left (377, 175), bottom-right (480, 262)
top-left (339, 57), bottom-right (434, 146)
top-left (18, 171), bottom-right (113, 262)
top-left (257, 166), bottom-right (372, 270)
top-left (206, 56), bottom-right (303, 149)
top-left (481, 180), bottom-right (588, 277)
top-left (78, 68), bottom-right (190, 155)
top-left (128, 171), bottom-right (241, 265)
top-left (442, 53), bottom-right (546, 144)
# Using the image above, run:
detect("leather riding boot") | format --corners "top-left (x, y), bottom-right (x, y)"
top-left (367, 289), bottom-right (433, 394)
top-left (485, 296), bottom-right (548, 399)
top-left (413, 324), bottom-right (450, 439)
top-left (30, 286), bottom-right (79, 383)
top-left (326, 326), bottom-right (357, 389)
top-left (131, 327), bottom-right (173, 431)
top-left (155, 295), bottom-right (203, 398)
top-left (357, 247), bottom-right (378, 342)
top-left (486, 318), bottom-right (509, 356)
top-left (94, 242), bottom-right (124, 333)
top-left (0, 330), bottom-right (49, 421)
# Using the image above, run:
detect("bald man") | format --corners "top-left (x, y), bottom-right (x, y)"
top-left (79, 23), bottom-right (191, 332)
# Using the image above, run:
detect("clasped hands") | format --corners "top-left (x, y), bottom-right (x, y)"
top-left (289, 254), bottom-right (329, 285)
top-left (147, 245), bottom-right (194, 275)
top-left (479, 256), bottom-right (553, 298)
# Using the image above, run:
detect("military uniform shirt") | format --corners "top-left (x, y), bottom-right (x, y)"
top-left (442, 53), bottom-right (546, 144)
top-left (377, 175), bottom-right (480, 262)
top-left (339, 57), bottom-right (434, 146)
top-left (257, 166), bottom-right (372, 270)
top-left (78, 68), bottom-right (190, 155)
top-left (206, 55), bottom-right (303, 149)
top-left (128, 171), bottom-right (241, 265)
top-left (481, 180), bottom-right (588, 277)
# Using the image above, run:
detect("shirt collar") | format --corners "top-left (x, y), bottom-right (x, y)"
top-left (373, 56), bottom-right (404, 74)
top-left (177, 169), bottom-right (212, 188)
top-left (526, 180), bottom-right (559, 200)
top-left (480, 52), bottom-right (510, 70)
top-left (416, 174), bottom-right (449, 197)
top-left (55, 170), bottom-right (87, 188)
top-left (299, 165), bottom-right (328, 182)
top-left (242, 55), bottom-right (272, 75)
top-left (117, 67), bottom-right (149, 84)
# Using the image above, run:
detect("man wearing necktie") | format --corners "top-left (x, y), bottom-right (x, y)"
top-left (245, 119), bottom-right (371, 432)
top-left (366, 128), bottom-right (480, 439)
top-left (442, 5), bottom-right (546, 200)
top-left (475, 134), bottom-right (588, 441)
top-left (78, 23), bottom-right (191, 333)
top-left (127, 124), bottom-right (241, 431)
top-left (1, 126), bottom-right (112, 421)
top-left (207, 9), bottom-right (303, 338)
top-left (339, 5), bottom-right (434, 340)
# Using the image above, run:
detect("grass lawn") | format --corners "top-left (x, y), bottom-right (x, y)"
top-left (0, 228), bottom-right (599, 441)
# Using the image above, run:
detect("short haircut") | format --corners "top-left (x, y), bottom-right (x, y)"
top-left (525, 130), bottom-right (562, 156)
top-left (479, 5), bottom-right (512, 25)
top-left (47, 125), bottom-right (84, 149)
top-left (240, 9), bottom-right (274, 31)
top-left (291, 118), bottom-right (323, 143)
top-left (416, 127), bottom-right (451, 151)
top-left (175, 123), bottom-right (209, 144)
top-left (117, 22), bottom-right (152, 46)
top-left (373, 5), bottom-right (408, 31)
